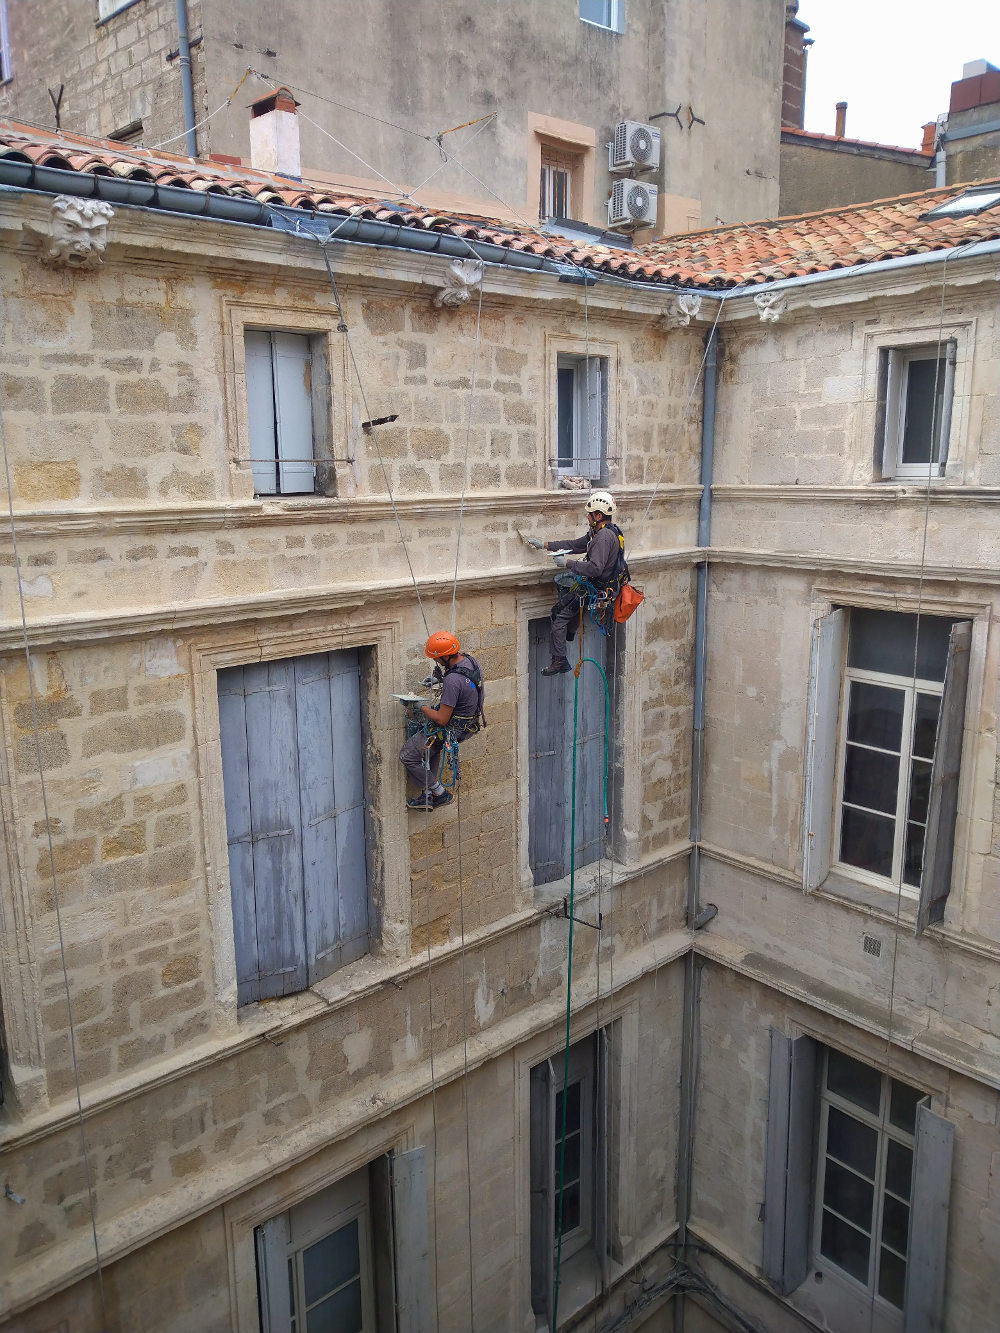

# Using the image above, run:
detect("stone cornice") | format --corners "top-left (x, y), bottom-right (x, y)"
top-left (711, 483), bottom-right (1000, 505)
top-left (0, 487), bottom-right (702, 541)
top-left (707, 547), bottom-right (1000, 587)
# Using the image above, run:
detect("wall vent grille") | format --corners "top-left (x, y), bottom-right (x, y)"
top-left (862, 934), bottom-right (883, 959)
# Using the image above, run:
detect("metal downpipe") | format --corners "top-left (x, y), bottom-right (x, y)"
top-left (674, 327), bottom-right (719, 1330)
top-left (175, 0), bottom-right (198, 158)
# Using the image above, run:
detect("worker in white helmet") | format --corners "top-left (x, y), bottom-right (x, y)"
top-left (524, 490), bottom-right (627, 675)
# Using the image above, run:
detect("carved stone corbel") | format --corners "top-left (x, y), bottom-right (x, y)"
top-left (754, 290), bottom-right (788, 323)
top-left (432, 257), bottom-right (484, 308)
top-left (660, 292), bottom-right (703, 329)
top-left (24, 195), bottom-right (115, 268)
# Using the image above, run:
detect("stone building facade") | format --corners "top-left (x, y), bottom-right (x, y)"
top-left (0, 0), bottom-right (787, 236)
top-left (0, 127), bottom-right (998, 1333)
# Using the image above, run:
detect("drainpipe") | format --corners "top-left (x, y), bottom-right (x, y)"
top-left (673, 327), bottom-right (719, 1331)
top-left (175, 0), bottom-right (198, 157)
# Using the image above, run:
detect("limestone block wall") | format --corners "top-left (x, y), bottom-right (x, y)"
top-left (0, 1), bottom-right (206, 153)
top-left (714, 286), bottom-right (1000, 491)
top-left (687, 965), bottom-right (1000, 1333)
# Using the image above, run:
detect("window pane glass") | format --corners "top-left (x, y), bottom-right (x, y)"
top-left (903, 819), bottom-right (926, 888)
top-left (827, 1106), bottom-right (878, 1178)
top-left (889, 1082), bottom-right (922, 1135)
top-left (901, 357), bottom-right (946, 466)
top-left (305, 1280), bottom-right (363, 1333)
top-left (885, 1140), bottom-right (914, 1201)
top-left (912, 693), bottom-right (940, 761)
top-left (881, 1194), bottom-right (910, 1254)
top-left (878, 1247), bottom-right (907, 1309)
top-left (580, 0), bottom-right (612, 24)
top-left (557, 366), bottom-right (576, 467)
top-left (848, 609), bottom-right (917, 675)
top-left (907, 755), bottom-right (933, 824)
top-left (843, 744), bottom-right (900, 815)
top-left (302, 1221), bottom-right (359, 1305)
top-left (823, 1159), bottom-right (875, 1230)
top-left (289, 1257), bottom-right (297, 1330)
top-left (558, 1182), bottom-right (581, 1235)
top-left (826, 1049), bottom-right (882, 1115)
top-left (846, 681), bottom-right (904, 751)
top-left (839, 806), bottom-right (895, 878)
top-left (821, 1210), bottom-right (871, 1284)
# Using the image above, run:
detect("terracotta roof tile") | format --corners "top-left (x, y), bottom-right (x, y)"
top-left (1, 120), bottom-right (998, 290)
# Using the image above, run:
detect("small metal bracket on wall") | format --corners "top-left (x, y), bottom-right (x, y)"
top-left (562, 897), bottom-right (602, 931)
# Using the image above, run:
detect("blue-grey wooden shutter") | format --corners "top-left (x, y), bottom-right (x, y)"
top-left (219, 661), bottom-right (307, 1004)
top-left (574, 619), bottom-right (609, 872)
top-left (903, 1105), bottom-right (954, 1333)
top-left (272, 331), bottom-right (316, 494)
top-left (594, 1027), bottom-right (610, 1290)
top-left (802, 608), bottom-right (845, 890)
top-left (245, 329), bottom-right (279, 495)
top-left (390, 1147), bottom-right (431, 1333)
top-left (255, 1212), bottom-right (292, 1332)
top-left (529, 1058), bottom-right (555, 1321)
top-left (293, 650), bottom-right (369, 982)
top-left (916, 620), bottom-right (971, 937)
top-left (529, 618), bottom-right (569, 885)
top-left (762, 1029), bottom-right (817, 1295)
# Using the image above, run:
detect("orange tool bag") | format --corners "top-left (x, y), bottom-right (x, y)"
top-left (614, 580), bottom-right (644, 623)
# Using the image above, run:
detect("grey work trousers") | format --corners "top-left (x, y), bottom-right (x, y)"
top-left (549, 591), bottom-right (582, 661)
top-left (399, 730), bottom-right (445, 791)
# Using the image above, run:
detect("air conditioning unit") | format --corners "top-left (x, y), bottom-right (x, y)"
top-left (609, 120), bottom-right (661, 173)
top-left (607, 178), bottom-right (658, 229)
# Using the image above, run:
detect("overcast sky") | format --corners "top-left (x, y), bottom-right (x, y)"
top-left (800, 0), bottom-right (1000, 148)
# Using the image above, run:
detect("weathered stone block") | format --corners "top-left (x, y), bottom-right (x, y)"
top-left (80, 709), bottom-right (186, 757)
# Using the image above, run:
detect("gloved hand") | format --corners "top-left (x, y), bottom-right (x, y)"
top-left (552, 552), bottom-right (568, 568)
top-left (524, 536), bottom-right (545, 550)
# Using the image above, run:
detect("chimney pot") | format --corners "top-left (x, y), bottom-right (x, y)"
top-left (834, 101), bottom-right (847, 138)
top-left (248, 86), bottom-right (302, 179)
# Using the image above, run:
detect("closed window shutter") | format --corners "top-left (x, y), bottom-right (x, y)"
top-left (916, 620), bottom-right (971, 936)
top-left (255, 1212), bottom-right (292, 1332)
top-left (802, 608), bottom-right (845, 889)
top-left (271, 331), bottom-right (316, 494)
top-left (293, 651), bottom-right (369, 982)
top-left (245, 329), bottom-right (279, 495)
top-left (244, 659), bottom-right (308, 998)
top-left (582, 358), bottom-right (605, 478)
top-left (574, 619), bottom-right (609, 871)
top-left (903, 1105), bottom-right (954, 1332)
top-left (390, 1147), bottom-right (432, 1333)
top-left (763, 1029), bottom-right (817, 1295)
top-left (529, 619), bottom-right (569, 884)
top-left (594, 1027), bottom-right (610, 1289)
top-left (219, 661), bottom-right (307, 1004)
top-left (529, 1058), bottom-right (556, 1320)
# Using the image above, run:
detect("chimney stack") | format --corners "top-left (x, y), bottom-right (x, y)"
top-left (781, 2), bottom-right (812, 129)
top-left (248, 87), bottom-right (301, 179)
top-left (921, 122), bottom-right (936, 153)
top-left (834, 101), bottom-right (847, 138)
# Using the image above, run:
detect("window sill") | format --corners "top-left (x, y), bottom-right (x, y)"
top-left (534, 857), bottom-right (615, 914)
top-left (579, 19), bottom-right (623, 34)
top-left (813, 869), bottom-right (919, 927)
top-left (95, 0), bottom-right (144, 26)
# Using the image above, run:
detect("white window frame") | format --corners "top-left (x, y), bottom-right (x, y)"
top-left (579, 0), bottom-right (625, 33)
top-left (257, 1168), bottom-right (377, 1332)
top-left (540, 159), bottom-right (573, 221)
top-left (883, 344), bottom-right (955, 480)
top-left (813, 1050), bottom-right (923, 1317)
top-left (555, 352), bottom-right (608, 480)
top-left (833, 662), bottom-right (944, 898)
top-left (97, 0), bottom-right (138, 20)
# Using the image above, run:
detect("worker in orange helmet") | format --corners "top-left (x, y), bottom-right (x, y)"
top-left (399, 630), bottom-right (486, 811)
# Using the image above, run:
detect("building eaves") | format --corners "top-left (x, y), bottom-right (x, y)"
top-left (1, 121), bottom-right (998, 291)
top-left (780, 126), bottom-right (933, 160)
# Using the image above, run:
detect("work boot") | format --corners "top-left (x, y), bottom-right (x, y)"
top-left (542, 657), bottom-right (571, 676)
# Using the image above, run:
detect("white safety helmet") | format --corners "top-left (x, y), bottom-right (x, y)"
top-left (585, 489), bottom-right (616, 517)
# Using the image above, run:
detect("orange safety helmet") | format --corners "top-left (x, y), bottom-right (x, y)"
top-left (425, 630), bottom-right (460, 659)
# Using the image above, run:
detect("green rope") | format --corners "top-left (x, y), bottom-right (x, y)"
top-left (552, 652), bottom-right (611, 1331)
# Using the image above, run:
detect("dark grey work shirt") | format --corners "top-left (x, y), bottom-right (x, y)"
top-left (440, 659), bottom-right (479, 725)
top-left (547, 525), bottom-right (622, 585)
